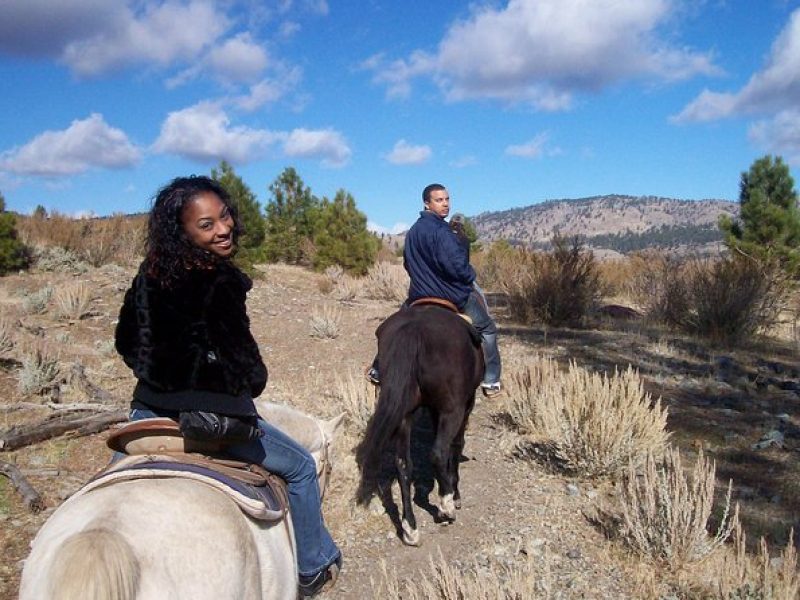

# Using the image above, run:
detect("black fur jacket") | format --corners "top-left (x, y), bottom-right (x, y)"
top-left (115, 261), bottom-right (268, 417)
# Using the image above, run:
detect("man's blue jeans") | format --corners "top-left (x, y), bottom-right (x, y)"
top-left (129, 408), bottom-right (340, 578)
top-left (462, 289), bottom-right (502, 385)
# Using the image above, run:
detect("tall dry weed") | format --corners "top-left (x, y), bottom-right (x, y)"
top-left (618, 447), bottom-right (738, 569)
top-left (717, 524), bottom-right (798, 600)
top-left (53, 282), bottom-right (92, 320)
top-left (309, 305), bottom-right (341, 339)
top-left (507, 358), bottom-right (669, 478)
top-left (372, 551), bottom-right (554, 600)
top-left (362, 261), bottom-right (407, 303)
top-left (332, 371), bottom-right (376, 439)
top-left (0, 318), bottom-right (15, 354)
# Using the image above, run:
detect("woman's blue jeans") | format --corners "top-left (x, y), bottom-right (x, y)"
top-left (129, 408), bottom-right (340, 578)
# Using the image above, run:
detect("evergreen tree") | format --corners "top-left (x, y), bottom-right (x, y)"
top-left (312, 189), bottom-right (379, 275)
top-left (263, 167), bottom-right (319, 264)
top-left (211, 161), bottom-right (265, 259)
top-left (720, 155), bottom-right (800, 274)
top-left (0, 191), bottom-right (28, 275)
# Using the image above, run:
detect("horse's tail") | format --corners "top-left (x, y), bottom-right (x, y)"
top-left (48, 527), bottom-right (140, 600)
top-left (356, 321), bottom-right (419, 483)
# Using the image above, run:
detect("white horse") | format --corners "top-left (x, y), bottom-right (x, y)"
top-left (19, 401), bottom-right (344, 600)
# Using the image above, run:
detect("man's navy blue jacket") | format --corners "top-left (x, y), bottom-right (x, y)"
top-left (403, 210), bottom-right (476, 310)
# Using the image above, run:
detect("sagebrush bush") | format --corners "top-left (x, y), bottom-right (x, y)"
top-left (503, 237), bottom-right (601, 327)
top-left (53, 282), bottom-right (92, 320)
top-left (507, 357), bottom-right (669, 478)
top-left (373, 552), bottom-right (552, 600)
top-left (309, 305), bottom-right (341, 339)
top-left (618, 447), bottom-right (737, 569)
top-left (31, 245), bottom-right (89, 274)
top-left (333, 275), bottom-right (361, 303)
top-left (362, 261), bottom-right (408, 303)
top-left (22, 286), bottom-right (53, 315)
top-left (18, 345), bottom-right (61, 396)
top-left (333, 371), bottom-right (376, 438)
top-left (717, 524), bottom-right (798, 600)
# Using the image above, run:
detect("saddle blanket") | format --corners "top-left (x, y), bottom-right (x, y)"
top-left (72, 455), bottom-right (287, 522)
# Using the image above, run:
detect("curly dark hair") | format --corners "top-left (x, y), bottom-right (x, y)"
top-left (144, 175), bottom-right (241, 287)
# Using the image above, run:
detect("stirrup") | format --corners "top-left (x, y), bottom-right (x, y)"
top-left (365, 367), bottom-right (380, 386)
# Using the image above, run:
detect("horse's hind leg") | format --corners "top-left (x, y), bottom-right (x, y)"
top-left (395, 419), bottom-right (420, 546)
top-left (430, 408), bottom-right (464, 522)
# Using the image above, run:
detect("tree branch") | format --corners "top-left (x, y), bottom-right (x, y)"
top-left (0, 461), bottom-right (44, 512)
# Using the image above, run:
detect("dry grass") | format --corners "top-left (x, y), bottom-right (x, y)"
top-left (372, 551), bottom-right (554, 599)
top-left (332, 370), bottom-right (376, 440)
top-left (0, 318), bottom-right (15, 355)
top-left (53, 282), bottom-right (92, 320)
top-left (309, 305), bottom-right (341, 339)
top-left (361, 261), bottom-right (407, 303)
top-left (333, 275), bottom-right (362, 303)
top-left (716, 524), bottom-right (799, 599)
top-left (618, 447), bottom-right (738, 569)
top-left (506, 357), bottom-right (669, 478)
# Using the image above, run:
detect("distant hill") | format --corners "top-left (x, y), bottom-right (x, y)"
top-left (382, 195), bottom-right (739, 257)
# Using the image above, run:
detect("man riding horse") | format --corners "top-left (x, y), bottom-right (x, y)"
top-left (369, 183), bottom-right (502, 397)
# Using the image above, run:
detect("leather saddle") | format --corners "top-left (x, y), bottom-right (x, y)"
top-left (409, 297), bottom-right (482, 346)
top-left (101, 418), bottom-right (288, 521)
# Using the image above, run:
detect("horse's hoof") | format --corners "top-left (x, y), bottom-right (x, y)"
top-left (454, 498), bottom-right (462, 510)
top-left (401, 520), bottom-right (421, 546)
top-left (438, 493), bottom-right (456, 520)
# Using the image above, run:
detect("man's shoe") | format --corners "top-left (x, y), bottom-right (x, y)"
top-left (365, 367), bottom-right (380, 386)
top-left (480, 382), bottom-right (502, 398)
top-left (299, 555), bottom-right (341, 598)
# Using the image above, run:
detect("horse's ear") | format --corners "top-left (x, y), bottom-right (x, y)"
top-left (323, 413), bottom-right (346, 439)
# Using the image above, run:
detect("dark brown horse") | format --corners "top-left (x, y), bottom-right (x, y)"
top-left (356, 304), bottom-right (483, 545)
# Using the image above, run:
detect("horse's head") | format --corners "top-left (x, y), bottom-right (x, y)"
top-left (254, 400), bottom-right (345, 500)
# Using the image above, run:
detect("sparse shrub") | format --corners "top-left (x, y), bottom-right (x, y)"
top-left (18, 345), bottom-right (61, 396)
top-left (473, 239), bottom-right (523, 292)
top-left (631, 252), bottom-right (691, 327)
top-left (362, 261), bottom-right (408, 303)
top-left (686, 256), bottom-right (787, 344)
top-left (717, 524), bottom-right (798, 600)
top-left (618, 447), bottom-right (738, 569)
top-left (94, 339), bottom-right (116, 355)
top-left (0, 318), bottom-right (15, 354)
top-left (31, 245), bottom-right (89, 274)
top-left (53, 282), bottom-right (92, 320)
top-left (504, 236), bottom-right (601, 327)
top-left (309, 305), bottom-right (341, 339)
top-left (22, 286), bottom-right (53, 314)
top-left (333, 275), bottom-right (361, 303)
top-left (507, 357), bottom-right (669, 478)
top-left (333, 371), bottom-right (375, 438)
top-left (373, 551), bottom-right (551, 599)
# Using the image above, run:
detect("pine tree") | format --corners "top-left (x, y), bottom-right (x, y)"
top-left (720, 155), bottom-right (800, 274)
top-left (0, 191), bottom-right (29, 275)
top-left (312, 189), bottom-right (379, 275)
top-left (211, 161), bottom-right (265, 261)
top-left (263, 167), bottom-right (319, 264)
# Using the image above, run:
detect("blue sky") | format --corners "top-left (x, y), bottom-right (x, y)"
top-left (1, 1), bottom-right (799, 234)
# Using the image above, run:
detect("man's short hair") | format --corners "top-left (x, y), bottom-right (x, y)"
top-left (422, 183), bottom-right (445, 204)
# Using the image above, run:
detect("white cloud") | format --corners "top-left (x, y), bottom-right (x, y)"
top-left (0, 113), bottom-right (141, 176)
top-left (370, 0), bottom-right (718, 109)
top-left (61, 1), bottom-right (230, 77)
top-left (505, 133), bottom-right (561, 159)
top-left (368, 221), bottom-right (409, 235)
top-left (206, 33), bottom-right (269, 85)
top-left (675, 8), bottom-right (800, 122)
top-left (282, 128), bottom-right (352, 167)
top-left (153, 102), bottom-right (278, 163)
top-left (385, 140), bottom-right (432, 165)
top-left (748, 110), bottom-right (800, 166)
top-left (233, 66), bottom-right (303, 111)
